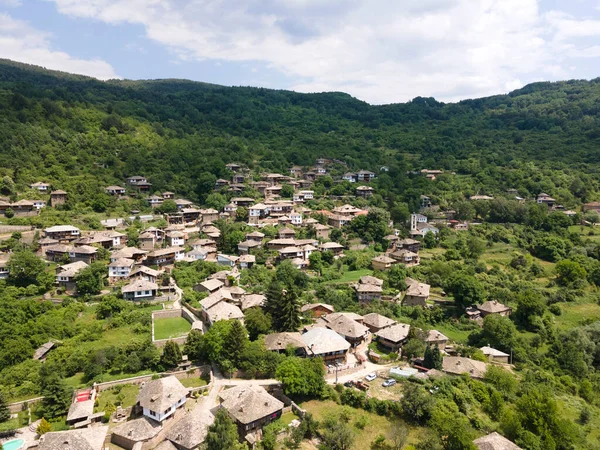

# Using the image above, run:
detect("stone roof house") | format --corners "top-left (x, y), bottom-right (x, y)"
top-left (38, 426), bottom-right (108, 450)
top-left (301, 327), bottom-right (350, 363)
top-left (136, 376), bottom-right (188, 422)
top-left (442, 356), bottom-right (487, 379)
top-left (219, 385), bottom-right (284, 434)
top-left (477, 301), bottom-right (512, 317)
top-left (403, 278), bottom-right (430, 307)
top-left (473, 432), bottom-right (522, 450)
top-left (111, 417), bottom-right (161, 449)
top-left (264, 332), bottom-right (307, 354)
top-left (375, 323), bottom-right (411, 351)
top-left (362, 313), bottom-right (396, 333)
top-left (165, 408), bottom-right (215, 450)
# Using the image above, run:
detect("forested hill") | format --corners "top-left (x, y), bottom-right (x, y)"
top-left (1, 58), bottom-right (600, 205)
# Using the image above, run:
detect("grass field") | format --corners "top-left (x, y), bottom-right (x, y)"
top-left (95, 384), bottom-right (140, 411)
top-left (180, 376), bottom-right (209, 388)
top-left (300, 400), bottom-right (424, 449)
top-left (154, 317), bottom-right (191, 340)
top-left (555, 301), bottom-right (600, 330)
top-left (324, 269), bottom-right (372, 284)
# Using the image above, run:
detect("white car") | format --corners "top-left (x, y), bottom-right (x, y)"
top-left (365, 373), bottom-right (377, 381)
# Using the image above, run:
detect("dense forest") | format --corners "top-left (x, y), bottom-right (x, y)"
top-left (1, 59), bottom-right (600, 210)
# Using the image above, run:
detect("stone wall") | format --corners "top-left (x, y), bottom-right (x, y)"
top-left (151, 308), bottom-right (196, 347)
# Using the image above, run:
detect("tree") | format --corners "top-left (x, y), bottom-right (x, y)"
top-left (276, 357), bottom-right (326, 397)
top-left (0, 392), bottom-right (9, 423)
top-left (266, 280), bottom-right (302, 332)
top-left (472, 315), bottom-right (518, 355)
top-left (513, 290), bottom-right (546, 329)
top-left (41, 376), bottom-right (72, 419)
top-left (157, 199), bottom-right (178, 214)
top-left (423, 345), bottom-right (442, 370)
top-left (423, 231), bottom-right (437, 249)
top-left (160, 340), bottom-right (182, 368)
top-left (224, 320), bottom-right (249, 366)
top-left (444, 273), bottom-right (485, 310)
top-left (75, 262), bottom-right (106, 296)
top-left (400, 383), bottom-right (434, 424)
top-left (555, 259), bottom-right (587, 286)
top-left (7, 251), bottom-right (47, 287)
top-left (205, 408), bottom-right (247, 450)
top-left (244, 307), bottom-right (272, 341)
top-left (280, 184), bottom-right (295, 198)
top-left (36, 418), bottom-right (52, 435)
top-left (402, 338), bottom-right (426, 361)
top-left (319, 416), bottom-right (355, 450)
top-left (387, 264), bottom-right (407, 290)
top-left (184, 329), bottom-right (204, 361)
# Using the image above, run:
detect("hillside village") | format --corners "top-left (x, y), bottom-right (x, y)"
top-left (3, 154), bottom-right (598, 450)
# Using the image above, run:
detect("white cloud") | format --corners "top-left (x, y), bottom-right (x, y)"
top-left (0, 0), bottom-right (22, 7)
top-left (47, 0), bottom-right (600, 103)
top-left (0, 12), bottom-right (118, 80)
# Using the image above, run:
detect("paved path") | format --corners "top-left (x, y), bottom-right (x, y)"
top-left (329, 361), bottom-right (396, 385)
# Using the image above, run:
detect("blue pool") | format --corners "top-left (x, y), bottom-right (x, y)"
top-left (3, 438), bottom-right (25, 450)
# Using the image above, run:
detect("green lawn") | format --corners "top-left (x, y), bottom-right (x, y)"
top-left (300, 400), bottom-right (425, 450)
top-left (279, 411), bottom-right (299, 427)
top-left (554, 301), bottom-right (600, 330)
top-left (154, 316), bottom-right (191, 340)
top-left (324, 269), bottom-right (373, 284)
top-left (180, 376), bottom-right (209, 388)
top-left (95, 384), bottom-right (140, 411)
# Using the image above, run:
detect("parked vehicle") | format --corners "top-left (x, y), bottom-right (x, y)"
top-left (365, 372), bottom-right (377, 381)
top-left (382, 378), bottom-right (397, 387)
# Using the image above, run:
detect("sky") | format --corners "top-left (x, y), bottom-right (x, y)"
top-left (1, 0), bottom-right (600, 104)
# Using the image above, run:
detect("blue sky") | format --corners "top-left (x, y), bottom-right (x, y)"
top-left (1, 0), bottom-right (600, 104)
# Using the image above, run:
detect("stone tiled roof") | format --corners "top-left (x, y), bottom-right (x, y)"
top-left (359, 275), bottom-right (383, 286)
top-left (66, 399), bottom-right (94, 422)
top-left (219, 385), bottom-right (284, 425)
top-left (301, 327), bottom-right (351, 355)
top-left (38, 426), bottom-right (108, 450)
top-left (165, 408), bottom-right (214, 449)
top-left (477, 301), bottom-right (511, 314)
top-left (375, 323), bottom-right (411, 343)
top-left (206, 301), bottom-right (244, 322)
top-left (264, 332), bottom-right (307, 352)
top-left (473, 432), bottom-right (522, 450)
top-left (362, 313), bottom-right (396, 330)
top-left (426, 330), bottom-right (449, 343)
top-left (136, 376), bottom-right (188, 413)
top-left (326, 315), bottom-right (368, 339)
top-left (112, 417), bottom-right (161, 442)
top-left (121, 280), bottom-right (159, 293)
top-left (300, 303), bottom-right (334, 313)
top-left (442, 357), bottom-right (487, 379)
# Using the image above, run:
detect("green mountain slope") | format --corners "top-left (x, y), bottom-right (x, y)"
top-left (0, 59), bottom-right (600, 205)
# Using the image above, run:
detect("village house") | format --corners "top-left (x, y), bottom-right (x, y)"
top-left (480, 346), bottom-right (510, 364)
top-left (278, 227), bottom-right (296, 239)
top-left (194, 278), bottom-right (224, 295)
top-left (137, 376), bottom-right (188, 422)
top-left (248, 203), bottom-right (269, 224)
top-left (164, 408), bottom-right (215, 450)
top-left (356, 170), bottom-right (376, 182)
top-left (396, 238), bottom-right (421, 253)
top-left (300, 303), bottom-right (335, 318)
top-left (226, 162), bottom-right (242, 171)
top-left (38, 237), bottom-right (59, 256)
top-left (442, 356), bottom-right (487, 379)
top-left (238, 239), bottom-right (261, 255)
top-left (174, 199), bottom-right (193, 210)
top-left (583, 202), bottom-right (600, 213)
top-left (139, 230), bottom-right (164, 250)
top-left (371, 254), bottom-right (396, 271)
top-left (56, 261), bottom-right (88, 293)
top-left (264, 332), bottom-right (307, 354)
top-left (126, 175), bottom-right (147, 185)
top-left (46, 244), bottom-right (98, 265)
top-left (108, 258), bottom-right (135, 283)
top-left (76, 230), bottom-right (125, 249)
top-left (473, 432), bottom-right (522, 450)
top-left (148, 195), bottom-right (164, 207)
top-left (38, 426), bottom-right (108, 450)
top-left (32, 199), bottom-right (46, 210)
top-left (121, 279), bottom-right (159, 301)
top-left (209, 268), bottom-right (240, 286)
top-left (362, 313), bottom-right (396, 333)
top-left (217, 253), bottom-right (239, 267)
top-left (324, 314), bottom-right (369, 347)
top-left (0, 257), bottom-right (9, 280)
top-left (162, 191), bottom-right (175, 199)
top-left (426, 330), bottom-right (449, 351)
top-left (356, 185), bottom-right (374, 197)
top-left (355, 275), bottom-right (384, 302)
top-left (166, 230), bottom-right (186, 247)
top-left (477, 300), bottom-right (512, 318)
top-left (215, 178), bottom-right (230, 189)
top-left (219, 385), bottom-right (284, 439)
top-left (390, 249), bottom-right (420, 266)
top-left (201, 292), bottom-right (245, 326)
top-left (145, 247), bottom-right (185, 266)
top-left (328, 214), bottom-right (353, 229)
top-left (44, 225), bottom-right (81, 242)
top-left (301, 327), bottom-right (351, 363)
top-left (30, 181), bottom-right (51, 191)
top-left (319, 241), bottom-right (345, 257)
top-left (313, 223), bottom-right (331, 239)
top-left (238, 254), bottom-right (256, 269)
top-left (105, 185), bottom-right (126, 196)
top-left (200, 208), bottom-right (220, 223)
top-left (536, 193), bottom-right (556, 207)
top-left (111, 417), bottom-right (162, 450)
top-left (111, 246), bottom-right (147, 263)
top-left (50, 189), bottom-right (68, 206)
top-left (130, 266), bottom-right (160, 283)
top-left (403, 278), bottom-right (430, 307)
top-left (375, 323), bottom-right (411, 351)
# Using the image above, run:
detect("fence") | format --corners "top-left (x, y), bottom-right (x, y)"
top-left (151, 308), bottom-right (197, 347)
top-left (7, 396), bottom-right (44, 414)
